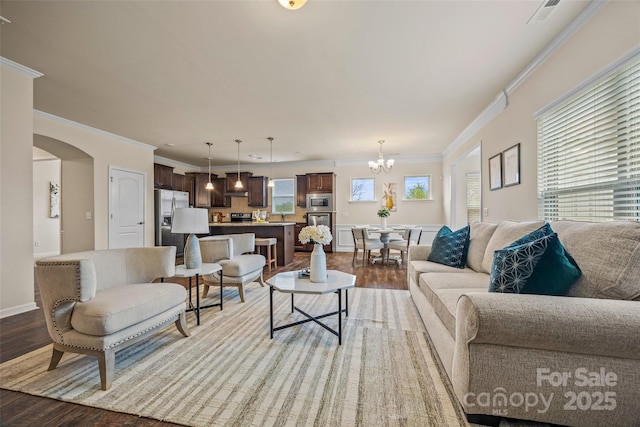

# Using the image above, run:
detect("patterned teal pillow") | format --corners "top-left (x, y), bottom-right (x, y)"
top-left (427, 225), bottom-right (470, 269)
top-left (489, 231), bottom-right (581, 295)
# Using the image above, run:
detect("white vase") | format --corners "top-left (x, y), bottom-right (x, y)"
top-left (380, 217), bottom-right (387, 229)
top-left (310, 244), bottom-right (327, 283)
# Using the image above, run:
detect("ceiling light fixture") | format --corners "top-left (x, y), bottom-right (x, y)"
top-left (277, 0), bottom-right (307, 10)
top-left (368, 140), bottom-right (395, 174)
top-left (234, 139), bottom-right (243, 189)
top-left (205, 142), bottom-right (214, 190)
top-left (267, 137), bottom-right (275, 188)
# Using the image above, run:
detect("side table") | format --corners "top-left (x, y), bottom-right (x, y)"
top-left (173, 263), bottom-right (222, 325)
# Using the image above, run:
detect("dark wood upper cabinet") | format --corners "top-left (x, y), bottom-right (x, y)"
top-left (154, 163), bottom-right (174, 189)
top-left (248, 176), bottom-right (267, 208)
top-left (187, 173), bottom-right (215, 208)
top-left (211, 177), bottom-right (228, 207)
top-left (306, 173), bottom-right (334, 193)
top-left (296, 174), bottom-right (307, 207)
top-left (225, 172), bottom-right (252, 193)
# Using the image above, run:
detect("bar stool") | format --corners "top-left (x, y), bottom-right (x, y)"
top-left (254, 237), bottom-right (277, 271)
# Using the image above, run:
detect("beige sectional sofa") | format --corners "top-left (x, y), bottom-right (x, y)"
top-left (407, 220), bottom-right (640, 427)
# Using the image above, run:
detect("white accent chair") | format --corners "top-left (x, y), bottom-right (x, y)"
top-left (387, 227), bottom-right (423, 266)
top-left (35, 247), bottom-right (189, 390)
top-left (352, 227), bottom-right (384, 266)
top-left (199, 233), bottom-right (266, 302)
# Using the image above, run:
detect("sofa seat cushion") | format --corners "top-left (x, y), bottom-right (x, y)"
top-left (71, 282), bottom-right (186, 336)
top-left (418, 272), bottom-right (489, 336)
top-left (409, 260), bottom-right (474, 290)
top-left (219, 254), bottom-right (265, 277)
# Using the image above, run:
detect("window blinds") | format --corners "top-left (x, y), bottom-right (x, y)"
top-left (466, 173), bottom-right (481, 224)
top-left (537, 57), bottom-right (640, 222)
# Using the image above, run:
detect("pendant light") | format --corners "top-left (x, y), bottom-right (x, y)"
top-left (267, 137), bottom-right (275, 188)
top-left (277, 0), bottom-right (307, 10)
top-left (234, 139), bottom-right (243, 189)
top-left (205, 142), bottom-right (214, 190)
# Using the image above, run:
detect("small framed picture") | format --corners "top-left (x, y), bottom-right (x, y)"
top-left (489, 153), bottom-right (502, 191)
top-left (503, 143), bottom-right (521, 187)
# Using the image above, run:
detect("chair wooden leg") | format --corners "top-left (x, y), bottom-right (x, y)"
top-left (238, 283), bottom-right (246, 302)
top-left (98, 349), bottom-right (115, 390)
top-left (175, 312), bottom-right (190, 337)
top-left (258, 270), bottom-right (265, 287)
top-left (202, 283), bottom-right (210, 298)
top-left (48, 346), bottom-right (65, 371)
top-left (352, 248), bottom-right (358, 265)
top-left (273, 244), bottom-right (277, 269)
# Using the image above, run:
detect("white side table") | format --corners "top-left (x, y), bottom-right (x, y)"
top-left (173, 263), bottom-right (222, 325)
top-left (266, 270), bottom-right (356, 345)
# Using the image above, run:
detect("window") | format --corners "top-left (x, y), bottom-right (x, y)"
top-left (466, 173), bottom-right (481, 224)
top-left (404, 175), bottom-right (431, 200)
top-left (271, 178), bottom-right (295, 215)
top-left (537, 56), bottom-right (639, 222)
top-left (350, 177), bottom-right (375, 201)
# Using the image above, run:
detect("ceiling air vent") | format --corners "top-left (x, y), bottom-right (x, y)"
top-left (527, 0), bottom-right (560, 24)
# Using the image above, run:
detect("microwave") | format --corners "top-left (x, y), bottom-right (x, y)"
top-left (306, 193), bottom-right (333, 212)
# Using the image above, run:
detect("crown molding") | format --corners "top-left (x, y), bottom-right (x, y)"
top-left (153, 155), bottom-right (200, 170)
top-left (442, 0), bottom-right (607, 159)
top-left (0, 57), bottom-right (43, 78)
top-left (34, 110), bottom-right (157, 151)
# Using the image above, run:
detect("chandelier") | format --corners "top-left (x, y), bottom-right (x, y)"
top-left (277, 0), bottom-right (307, 10)
top-left (205, 142), bottom-right (214, 190)
top-left (368, 140), bottom-right (394, 174)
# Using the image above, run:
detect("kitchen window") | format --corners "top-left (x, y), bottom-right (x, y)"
top-left (271, 178), bottom-right (295, 215)
top-left (536, 54), bottom-right (639, 222)
top-left (404, 175), bottom-right (431, 200)
top-left (350, 177), bottom-right (375, 202)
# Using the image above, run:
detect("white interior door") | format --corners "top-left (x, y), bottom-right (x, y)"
top-left (109, 167), bottom-right (145, 248)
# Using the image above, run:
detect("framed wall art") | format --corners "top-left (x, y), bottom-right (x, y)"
top-left (503, 143), bottom-right (521, 187)
top-left (489, 153), bottom-right (502, 191)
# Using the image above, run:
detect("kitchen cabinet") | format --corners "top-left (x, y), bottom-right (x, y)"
top-left (248, 176), bottom-right (267, 208)
top-left (154, 163), bottom-right (174, 189)
top-left (225, 172), bottom-right (252, 193)
top-left (188, 173), bottom-right (216, 208)
top-left (296, 174), bottom-right (307, 207)
top-left (306, 173), bottom-right (334, 193)
top-left (294, 222), bottom-right (310, 252)
top-left (211, 177), bottom-right (228, 207)
top-left (172, 173), bottom-right (193, 206)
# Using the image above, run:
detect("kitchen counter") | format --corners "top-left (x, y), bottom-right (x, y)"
top-left (207, 223), bottom-right (296, 266)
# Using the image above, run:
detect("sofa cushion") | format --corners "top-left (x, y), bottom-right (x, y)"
top-left (71, 282), bottom-right (187, 336)
top-left (418, 272), bottom-right (489, 336)
top-left (428, 225), bottom-right (470, 268)
top-left (219, 254), bottom-right (265, 277)
top-left (481, 220), bottom-right (545, 273)
top-left (489, 233), bottom-right (581, 295)
top-left (467, 222), bottom-right (498, 272)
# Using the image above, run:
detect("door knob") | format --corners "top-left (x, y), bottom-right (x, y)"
top-left (138, 222), bottom-right (144, 225)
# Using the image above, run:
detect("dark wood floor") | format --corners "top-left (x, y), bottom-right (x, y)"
top-left (0, 251), bottom-right (407, 426)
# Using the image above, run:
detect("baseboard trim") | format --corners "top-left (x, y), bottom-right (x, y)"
top-left (0, 302), bottom-right (39, 319)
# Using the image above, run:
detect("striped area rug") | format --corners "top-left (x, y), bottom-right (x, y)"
top-left (0, 286), bottom-right (469, 426)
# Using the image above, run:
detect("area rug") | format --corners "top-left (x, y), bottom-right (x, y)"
top-left (0, 286), bottom-right (469, 426)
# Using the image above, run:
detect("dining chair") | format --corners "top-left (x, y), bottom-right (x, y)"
top-left (352, 227), bottom-right (384, 266)
top-left (387, 227), bottom-right (423, 266)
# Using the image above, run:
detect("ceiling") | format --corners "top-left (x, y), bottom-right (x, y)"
top-left (0, 0), bottom-right (590, 168)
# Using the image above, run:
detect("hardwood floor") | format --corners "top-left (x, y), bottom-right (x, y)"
top-left (0, 251), bottom-right (407, 426)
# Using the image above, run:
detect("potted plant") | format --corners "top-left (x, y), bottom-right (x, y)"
top-left (377, 207), bottom-right (390, 229)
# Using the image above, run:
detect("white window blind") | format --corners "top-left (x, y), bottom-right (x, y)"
top-left (466, 173), bottom-right (481, 224)
top-left (537, 56), bottom-right (640, 222)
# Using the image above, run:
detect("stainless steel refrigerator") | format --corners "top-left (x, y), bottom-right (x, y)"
top-left (154, 189), bottom-right (190, 255)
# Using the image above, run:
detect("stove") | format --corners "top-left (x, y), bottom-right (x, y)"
top-left (230, 212), bottom-right (253, 223)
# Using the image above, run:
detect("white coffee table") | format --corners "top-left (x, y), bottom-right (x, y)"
top-left (174, 263), bottom-right (222, 325)
top-left (266, 270), bottom-right (356, 345)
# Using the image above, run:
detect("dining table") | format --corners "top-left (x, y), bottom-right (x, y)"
top-left (367, 227), bottom-right (406, 265)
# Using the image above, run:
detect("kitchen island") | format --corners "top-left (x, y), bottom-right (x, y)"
top-left (208, 222), bottom-right (296, 267)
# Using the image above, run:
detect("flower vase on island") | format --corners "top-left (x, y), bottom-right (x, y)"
top-left (298, 225), bottom-right (333, 283)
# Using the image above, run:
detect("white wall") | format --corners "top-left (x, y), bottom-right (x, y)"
top-left (0, 63), bottom-right (38, 317)
top-left (443, 1), bottom-right (640, 223)
top-left (33, 156), bottom-right (61, 258)
top-left (61, 157), bottom-right (95, 253)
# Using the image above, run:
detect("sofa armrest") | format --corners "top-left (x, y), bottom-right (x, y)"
top-left (408, 245), bottom-right (432, 261)
top-left (456, 293), bottom-right (640, 359)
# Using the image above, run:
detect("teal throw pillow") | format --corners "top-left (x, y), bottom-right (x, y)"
top-left (489, 231), bottom-right (581, 296)
top-left (427, 225), bottom-right (470, 269)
